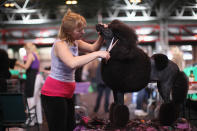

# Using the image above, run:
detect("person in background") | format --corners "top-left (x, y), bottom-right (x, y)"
top-left (16, 43), bottom-right (40, 98)
top-left (74, 66), bottom-right (83, 106)
top-left (40, 9), bottom-right (110, 131)
top-left (189, 70), bottom-right (195, 82)
top-left (82, 59), bottom-right (100, 90)
top-left (15, 43), bottom-right (40, 125)
top-left (170, 46), bottom-right (185, 71)
top-left (93, 61), bottom-right (111, 116)
top-left (0, 48), bottom-right (16, 131)
top-left (0, 48), bottom-right (16, 92)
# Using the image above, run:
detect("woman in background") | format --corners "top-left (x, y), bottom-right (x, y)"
top-left (170, 46), bottom-right (185, 71)
top-left (16, 43), bottom-right (40, 98)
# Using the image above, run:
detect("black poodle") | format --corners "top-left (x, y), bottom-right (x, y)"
top-left (96, 20), bottom-right (188, 126)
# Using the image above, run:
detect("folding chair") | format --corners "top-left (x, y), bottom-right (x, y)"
top-left (6, 79), bottom-right (21, 93)
top-left (0, 93), bottom-right (39, 131)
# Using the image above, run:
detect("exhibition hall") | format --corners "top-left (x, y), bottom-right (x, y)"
top-left (0, 0), bottom-right (197, 130)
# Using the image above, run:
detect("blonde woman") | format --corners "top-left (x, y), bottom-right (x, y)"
top-left (41, 9), bottom-right (110, 131)
top-left (170, 46), bottom-right (185, 71)
top-left (16, 43), bottom-right (40, 98)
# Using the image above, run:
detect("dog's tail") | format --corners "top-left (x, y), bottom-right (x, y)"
top-left (159, 71), bottom-right (189, 125)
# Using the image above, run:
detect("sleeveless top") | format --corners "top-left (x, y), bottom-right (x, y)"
top-left (41, 40), bottom-right (78, 98)
top-left (49, 40), bottom-right (78, 82)
top-left (30, 53), bottom-right (40, 69)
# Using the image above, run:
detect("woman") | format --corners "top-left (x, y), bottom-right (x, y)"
top-left (41, 9), bottom-right (110, 131)
top-left (16, 43), bottom-right (40, 98)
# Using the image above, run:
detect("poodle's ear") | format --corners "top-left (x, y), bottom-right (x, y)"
top-left (151, 54), bottom-right (169, 71)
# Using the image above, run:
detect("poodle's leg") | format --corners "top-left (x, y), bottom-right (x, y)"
top-left (113, 90), bottom-right (124, 104)
top-left (157, 82), bottom-right (171, 103)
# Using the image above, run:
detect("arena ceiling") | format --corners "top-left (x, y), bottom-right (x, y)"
top-left (1, 0), bottom-right (197, 25)
top-left (1, 0), bottom-right (197, 46)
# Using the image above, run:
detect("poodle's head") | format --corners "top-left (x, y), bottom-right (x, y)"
top-left (96, 19), bottom-right (138, 50)
top-left (108, 20), bottom-right (138, 48)
top-left (151, 53), bottom-right (169, 71)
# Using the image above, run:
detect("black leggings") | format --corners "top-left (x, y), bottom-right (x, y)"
top-left (41, 95), bottom-right (75, 131)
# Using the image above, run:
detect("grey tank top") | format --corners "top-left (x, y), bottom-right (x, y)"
top-left (49, 40), bottom-right (78, 82)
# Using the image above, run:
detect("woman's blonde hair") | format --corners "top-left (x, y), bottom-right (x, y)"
top-left (24, 42), bottom-right (38, 53)
top-left (58, 9), bottom-right (87, 43)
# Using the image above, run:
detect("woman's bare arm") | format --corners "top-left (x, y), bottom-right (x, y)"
top-left (77, 35), bottom-right (104, 53)
top-left (16, 53), bottom-right (34, 69)
top-left (55, 41), bottom-right (109, 69)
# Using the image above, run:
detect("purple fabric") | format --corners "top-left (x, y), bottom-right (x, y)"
top-left (177, 123), bottom-right (190, 129)
top-left (74, 82), bottom-right (90, 94)
top-left (30, 53), bottom-right (39, 69)
top-left (73, 125), bottom-right (86, 131)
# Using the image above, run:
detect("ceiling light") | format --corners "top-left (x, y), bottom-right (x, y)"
top-left (3, 0), bottom-right (15, 8)
top-left (71, 0), bottom-right (77, 4)
top-left (66, 1), bottom-right (72, 4)
top-left (4, 3), bottom-right (10, 7)
top-left (9, 3), bottom-right (15, 7)
top-left (130, 0), bottom-right (141, 3)
top-left (65, 0), bottom-right (77, 5)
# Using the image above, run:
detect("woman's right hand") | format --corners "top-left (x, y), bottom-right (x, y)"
top-left (97, 50), bottom-right (110, 61)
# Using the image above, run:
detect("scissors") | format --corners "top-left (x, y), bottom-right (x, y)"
top-left (105, 37), bottom-right (119, 63)
top-left (107, 37), bottom-right (119, 52)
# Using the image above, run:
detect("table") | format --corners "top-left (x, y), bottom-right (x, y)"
top-left (187, 90), bottom-right (197, 120)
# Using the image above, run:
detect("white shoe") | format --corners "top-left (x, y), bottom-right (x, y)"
top-left (134, 109), bottom-right (148, 116)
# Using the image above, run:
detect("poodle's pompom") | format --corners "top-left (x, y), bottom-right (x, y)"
top-left (158, 102), bottom-right (178, 126)
top-left (151, 54), bottom-right (169, 71)
top-left (109, 103), bottom-right (117, 124)
top-left (112, 104), bottom-right (130, 128)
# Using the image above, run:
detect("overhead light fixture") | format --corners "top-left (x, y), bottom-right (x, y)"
top-left (3, 0), bottom-right (15, 8)
top-left (130, 0), bottom-right (142, 3)
top-left (65, 0), bottom-right (78, 5)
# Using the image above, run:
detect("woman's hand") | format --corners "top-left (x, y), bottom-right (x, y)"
top-left (97, 23), bottom-right (108, 35)
top-left (103, 24), bottom-right (108, 28)
top-left (97, 50), bottom-right (110, 61)
top-left (99, 23), bottom-right (108, 28)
